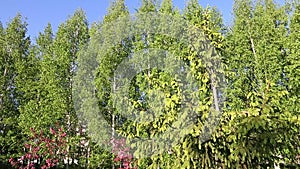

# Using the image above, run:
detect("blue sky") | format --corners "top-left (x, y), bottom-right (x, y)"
top-left (0, 0), bottom-right (234, 39)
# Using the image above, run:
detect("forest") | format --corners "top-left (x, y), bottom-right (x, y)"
top-left (0, 0), bottom-right (299, 168)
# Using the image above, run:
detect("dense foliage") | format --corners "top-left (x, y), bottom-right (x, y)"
top-left (0, 0), bottom-right (299, 168)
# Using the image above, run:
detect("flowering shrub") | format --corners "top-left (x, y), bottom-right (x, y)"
top-left (9, 126), bottom-right (67, 169)
top-left (111, 138), bottom-right (137, 169)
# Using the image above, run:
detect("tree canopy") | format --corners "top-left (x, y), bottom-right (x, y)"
top-left (0, 0), bottom-right (299, 168)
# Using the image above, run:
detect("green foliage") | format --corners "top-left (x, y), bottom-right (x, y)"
top-left (286, 1), bottom-right (300, 116)
top-left (84, 0), bottom-right (225, 168)
top-left (18, 9), bottom-right (89, 137)
top-left (1, 0), bottom-right (300, 168)
top-left (221, 0), bottom-right (300, 167)
top-left (0, 14), bottom-right (31, 162)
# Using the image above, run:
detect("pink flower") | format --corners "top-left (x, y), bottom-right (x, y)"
top-left (25, 144), bottom-right (30, 149)
top-left (46, 159), bottom-right (51, 165)
top-left (50, 127), bottom-right (56, 135)
top-left (33, 146), bottom-right (40, 152)
top-left (61, 132), bottom-right (67, 137)
top-left (114, 157), bottom-right (120, 162)
top-left (26, 153), bottom-right (32, 159)
top-left (127, 154), bottom-right (133, 160)
top-left (123, 161), bottom-right (130, 167)
top-left (53, 159), bottom-right (58, 164)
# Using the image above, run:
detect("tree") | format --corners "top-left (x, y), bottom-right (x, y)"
top-left (51, 9), bottom-right (89, 168)
top-left (286, 1), bottom-right (300, 119)
top-left (75, 1), bottom-right (130, 168)
top-left (285, 1), bottom-right (300, 166)
top-left (0, 14), bottom-right (31, 164)
top-left (222, 0), bottom-right (300, 167)
top-left (18, 10), bottom-right (89, 168)
top-left (2, 1), bottom-right (300, 168)
top-left (18, 24), bottom-right (58, 135)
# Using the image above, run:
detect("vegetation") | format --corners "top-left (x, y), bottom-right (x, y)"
top-left (0, 0), bottom-right (299, 168)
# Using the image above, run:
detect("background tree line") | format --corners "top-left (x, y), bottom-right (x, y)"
top-left (0, 0), bottom-right (299, 168)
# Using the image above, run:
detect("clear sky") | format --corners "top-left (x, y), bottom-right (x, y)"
top-left (0, 0), bottom-right (234, 39)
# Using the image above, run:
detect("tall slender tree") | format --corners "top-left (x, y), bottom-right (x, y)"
top-left (73, 1), bottom-right (132, 168)
top-left (52, 9), bottom-right (89, 168)
top-left (18, 24), bottom-right (58, 134)
top-left (0, 14), bottom-right (31, 164)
